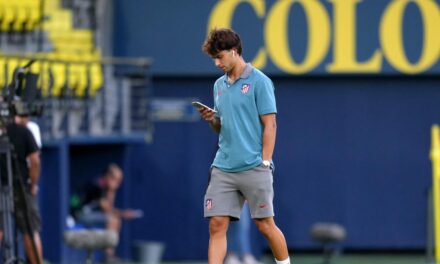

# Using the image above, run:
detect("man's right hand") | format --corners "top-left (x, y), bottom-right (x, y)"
top-left (199, 107), bottom-right (216, 122)
top-left (198, 107), bottom-right (221, 133)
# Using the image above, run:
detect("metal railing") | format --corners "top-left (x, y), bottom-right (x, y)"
top-left (0, 54), bottom-right (154, 143)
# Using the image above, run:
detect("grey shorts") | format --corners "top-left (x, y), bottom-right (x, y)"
top-left (204, 165), bottom-right (274, 219)
top-left (0, 191), bottom-right (41, 234)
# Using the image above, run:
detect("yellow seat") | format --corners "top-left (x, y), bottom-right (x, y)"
top-left (3, 59), bottom-right (35, 91)
top-left (48, 31), bottom-right (66, 52)
top-left (5, 58), bottom-right (19, 86)
top-left (74, 30), bottom-right (94, 53)
top-left (80, 52), bottom-right (103, 97)
top-left (44, 0), bottom-right (61, 11)
top-left (66, 59), bottom-right (78, 88)
top-left (13, 1), bottom-right (29, 31)
top-left (50, 62), bottom-right (67, 97)
top-left (30, 53), bottom-right (60, 97)
top-left (76, 62), bottom-right (89, 97)
top-left (44, 10), bottom-right (72, 31)
top-left (88, 52), bottom-right (104, 92)
top-left (0, 57), bottom-right (6, 91)
top-left (26, 0), bottom-right (42, 31)
top-left (40, 62), bottom-right (52, 97)
top-left (67, 61), bottom-right (88, 97)
top-left (1, 1), bottom-right (16, 32)
top-left (89, 63), bottom-right (103, 96)
top-left (31, 60), bottom-right (51, 97)
top-left (49, 30), bottom-right (95, 55)
top-left (0, 1), bottom-right (5, 23)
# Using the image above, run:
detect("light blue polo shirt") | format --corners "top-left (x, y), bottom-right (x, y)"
top-left (212, 63), bottom-right (277, 172)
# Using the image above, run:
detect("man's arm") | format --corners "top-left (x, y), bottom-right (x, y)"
top-left (260, 113), bottom-right (277, 161)
top-left (28, 151), bottom-right (41, 196)
top-left (99, 188), bottom-right (116, 213)
top-left (99, 192), bottom-right (138, 219)
top-left (208, 117), bottom-right (221, 134)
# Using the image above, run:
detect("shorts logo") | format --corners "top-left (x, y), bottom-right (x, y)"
top-left (205, 199), bottom-right (213, 210)
top-left (259, 203), bottom-right (268, 209)
top-left (241, 84), bottom-right (250, 94)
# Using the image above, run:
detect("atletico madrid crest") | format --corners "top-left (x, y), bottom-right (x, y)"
top-left (241, 84), bottom-right (250, 94)
top-left (205, 199), bottom-right (213, 210)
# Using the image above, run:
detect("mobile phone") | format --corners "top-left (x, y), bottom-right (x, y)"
top-left (192, 101), bottom-right (217, 113)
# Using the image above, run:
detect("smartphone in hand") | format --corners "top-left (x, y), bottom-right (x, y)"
top-left (192, 101), bottom-right (217, 113)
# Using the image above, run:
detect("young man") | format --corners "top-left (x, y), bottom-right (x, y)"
top-left (15, 114), bottom-right (42, 149)
top-left (75, 163), bottom-right (139, 261)
top-left (200, 28), bottom-right (291, 264)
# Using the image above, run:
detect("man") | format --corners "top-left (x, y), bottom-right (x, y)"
top-left (199, 28), bottom-right (291, 264)
top-left (15, 114), bottom-right (42, 149)
top-left (75, 163), bottom-right (139, 261)
top-left (0, 118), bottom-right (43, 264)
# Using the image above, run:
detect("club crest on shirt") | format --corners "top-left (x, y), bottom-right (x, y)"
top-left (259, 203), bottom-right (268, 209)
top-left (241, 84), bottom-right (250, 94)
top-left (205, 199), bottom-right (213, 210)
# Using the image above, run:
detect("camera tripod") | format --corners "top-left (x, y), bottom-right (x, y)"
top-left (0, 135), bottom-right (41, 264)
top-left (0, 138), bottom-right (20, 264)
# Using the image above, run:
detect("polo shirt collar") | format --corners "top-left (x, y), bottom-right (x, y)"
top-left (224, 63), bottom-right (253, 85)
top-left (241, 63), bottom-right (253, 79)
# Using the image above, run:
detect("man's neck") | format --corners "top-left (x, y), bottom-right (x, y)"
top-left (228, 59), bottom-right (247, 83)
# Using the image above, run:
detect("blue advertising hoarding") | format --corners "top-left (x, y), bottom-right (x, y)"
top-left (114, 0), bottom-right (440, 75)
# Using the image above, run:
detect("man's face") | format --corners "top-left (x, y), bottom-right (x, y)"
top-left (212, 49), bottom-right (236, 73)
top-left (15, 115), bottom-right (29, 125)
top-left (106, 170), bottom-right (123, 190)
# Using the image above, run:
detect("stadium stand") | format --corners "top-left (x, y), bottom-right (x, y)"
top-left (0, 1), bottom-right (154, 263)
top-left (0, 0), bottom-right (152, 141)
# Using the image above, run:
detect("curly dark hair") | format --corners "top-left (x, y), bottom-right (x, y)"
top-left (202, 28), bottom-right (242, 56)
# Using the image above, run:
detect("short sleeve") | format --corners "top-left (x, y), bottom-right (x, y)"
top-left (23, 127), bottom-right (39, 157)
top-left (213, 79), bottom-right (220, 117)
top-left (255, 77), bottom-right (277, 115)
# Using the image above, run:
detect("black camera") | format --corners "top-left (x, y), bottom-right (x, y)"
top-left (0, 60), bottom-right (44, 124)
